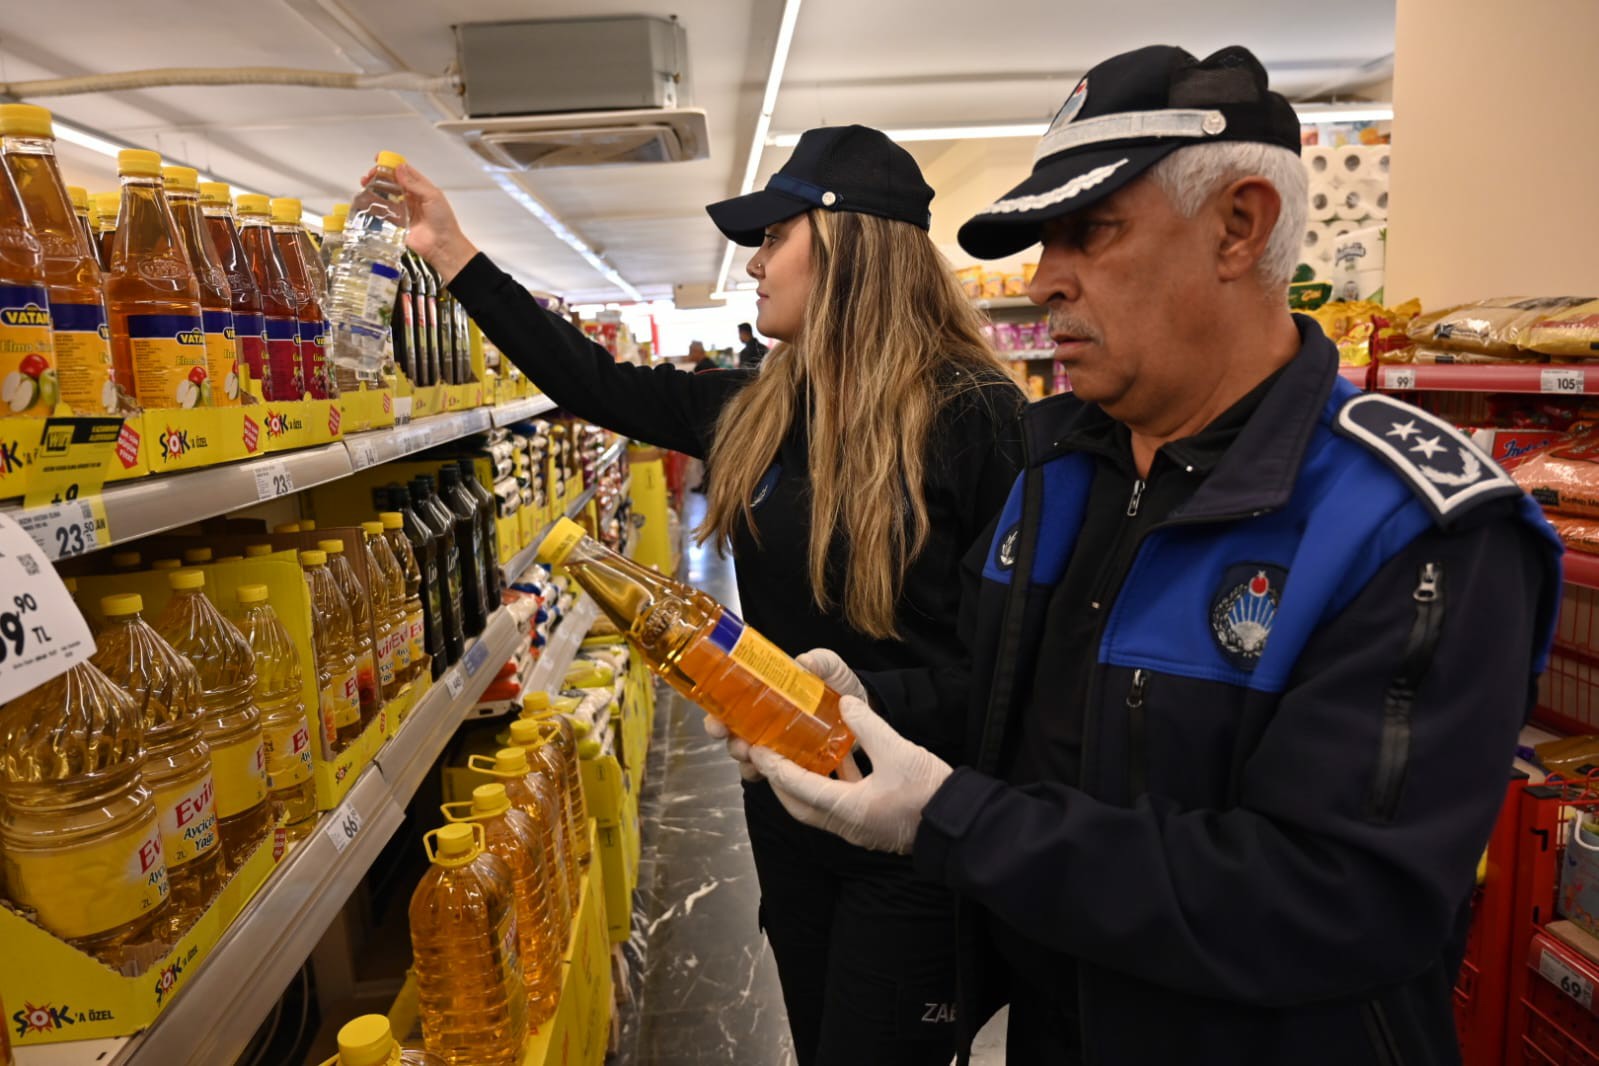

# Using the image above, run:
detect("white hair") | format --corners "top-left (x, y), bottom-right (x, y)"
top-left (1145, 142), bottom-right (1307, 291)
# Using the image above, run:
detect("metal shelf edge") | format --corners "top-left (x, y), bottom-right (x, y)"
top-left (522, 597), bottom-right (600, 697)
top-left (491, 395), bottom-right (558, 427)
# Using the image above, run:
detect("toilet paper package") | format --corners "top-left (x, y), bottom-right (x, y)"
top-left (1336, 179), bottom-right (1388, 221)
top-left (1303, 145), bottom-right (1335, 180)
top-left (1335, 144), bottom-right (1378, 182)
top-left (1333, 269), bottom-right (1387, 305)
top-left (1307, 178), bottom-right (1338, 221)
top-left (1332, 226), bottom-right (1387, 277)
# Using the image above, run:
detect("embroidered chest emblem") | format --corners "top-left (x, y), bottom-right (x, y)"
top-left (1210, 564), bottom-right (1287, 670)
top-left (997, 526), bottom-right (1020, 570)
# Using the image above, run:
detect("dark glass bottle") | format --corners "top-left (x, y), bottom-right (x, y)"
top-left (414, 254), bottom-right (441, 387)
top-left (377, 486), bottom-right (448, 678)
top-left (439, 465), bottom-right (489, 633)
top-left (410, 477), bottom-right (467, 653)
top-left (457, 458), bottom-right (502, 606)
top-left (393, 265), bottom-right (415, 385)
top-left (435, 267), bottom-right (458, 385)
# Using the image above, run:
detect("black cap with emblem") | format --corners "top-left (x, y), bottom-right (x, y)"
top-left (706, 124), bottom-right (935, 247)
top-left (958, 44), bottom-right (1302, 260)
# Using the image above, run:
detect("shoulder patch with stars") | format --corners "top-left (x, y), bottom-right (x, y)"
top-left (1333, 393), bottom-right (1523, 522)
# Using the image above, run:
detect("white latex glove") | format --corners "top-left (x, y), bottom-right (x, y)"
top-left (796, 648), bottom-right (868, 703)
top-left (702, 714), bottom-right (763, 782)
top-left (748, 697), bottom-right (952, 854)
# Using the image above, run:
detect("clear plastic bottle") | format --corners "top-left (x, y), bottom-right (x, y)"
top-left (466, 747), bottom-right (572, 938)
top-left (538, 517), bottom-right (854, 774)
top-left (231, 584), bottom-right (317, 839)
top-left (154, 568), bottom-right (274, 870)
top-left (327, 151), bottom-right (409, 381)
top-left (272, 198), bottom-right (331, 400)
top-left (300, 549), bottom-right (362, 751)
top-left (199, 183), bottom-right (268, 396)
top-left (91, 592), bottom-right (225, 934)
top-left (318, 539), bottom-right (381, 721)
top-left (236, 194), bottom-right (301, 402)
top-left (163, 166), bottom-right (238, 406)
top-left (362, 521), bottom-right (408, 696)
top-left (319, 202), bottom-right (348, 273)
top-left (0, 661), bottom-right (170, 964)
top-left (506, 720), bottom-right (582, 903)
top-left (0, 103), bottom-right (118, 416)
top-left (442, 784), bottom-right (561, 1026)
top-left (409, 822), bottom-right (527, 1066)
top-left (516, 698), bottom-right (590, 867)
top-left (319, 1014), bottom-right (445, 1066)
top-left (91, 191), bottom-right (119, 273)
top-left (107, 149), bottom-right (208, 410)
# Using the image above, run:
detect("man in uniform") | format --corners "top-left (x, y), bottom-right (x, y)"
top-left (746, 44), bottom-right (1562, 1065)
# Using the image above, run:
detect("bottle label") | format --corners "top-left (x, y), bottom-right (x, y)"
top-left (125, 311), bottom-right (208, 409)
top-left (356, 648), bottom-right (376, 702)
top-left (326, 665), bottom-right (361, 728)
top-left (264, 315), bottom-right (301, 401)
top-left (151, 771), bottom-right (219, 867)
top-left (409, 609), bottom-right (426, 664)
top-left (300, 319), bottom-right (329, 399)
top-left (209, 732), bottom-right (269, 818)
top-left (706, 612), bottom-right (825, 715)
top-left (394, 620), bottom-right (414, 672)
top-left (357, 261), bottom-right (402, 325)
top-left (2, 814), bottom-right (169, 939)
top-left (202, 308), bottom-right (240, 406)
top-left (0, 282), bottom-right (57, 418)
top-left (49, 301), bottom-right (116, 415)
top-left (378, 632), bottom-right (397, 687)
top-left (264, 716), bottom-right (314, 788)
top-left (234, 311), bottom-right (266, 384)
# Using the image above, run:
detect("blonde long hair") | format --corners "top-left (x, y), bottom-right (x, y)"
top-left (699, 209), bottom-right (1013, 639)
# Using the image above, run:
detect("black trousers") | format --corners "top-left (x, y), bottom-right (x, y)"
top-left (743, 780), bottom-right (960, 1066)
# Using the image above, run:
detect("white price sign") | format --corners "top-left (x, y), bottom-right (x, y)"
top-left (253, 460), bottom-right (295, 502)
top-left (444, 668), bottom-right (466, 699)
top-left (1540, 946), bottom-right (1595, 1012)
top-left (0, 512), bottom-right (97, 702)
top-left (17, 497), bottom-right (109, 561)
top-left (325, 801), bottom-right (364, 854)
top-left (1383, 367), bottom-right (1417, 391)
top-left (1542, 368), bottom-right (1587, 395)
top-left (349, 439), bottom-right (376, 469)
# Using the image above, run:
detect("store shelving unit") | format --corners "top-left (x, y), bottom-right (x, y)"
top-left (1373, 363), bottom-right (1596, 395)
top-left (499, 438), bottom-right (628, 585)
top-left (974, 295), bottom-right (1036, 312)
top-left (491, 394), bottom-right (560, 427)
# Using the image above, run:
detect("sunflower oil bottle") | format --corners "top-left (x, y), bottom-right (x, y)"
top-left (91, 192), bottom-right (118, 272)
top-left (361, 521), bottom-right (407, 697)
top-left (0, 128), bottom-right (55, 419)
top-left (0, 103), bottom-right (118, 415)
top-left (236, 194), bottom-right (301, 401)
top-left (107, 149), bottom-right (208, 410)
top-left (318, 539), bottom-right (380, 724)
top-left (467, 747), bottom-right (572, 937)
top-left (155, 569), bottom-right (274, 869)
top-left (91, 593), bottom-right (224, 934)
top-left (0, 661), bottom-right (170, 965)
top-left (271, 198), bottom-right (331, 399)
top-left (319, 1014), bottom-right (444, 1066)
top-left (409, 823), bottom-right (527, 1066)
top-left (516, 698), bottom-right (590, 866)
top-left (441, 784), bottom-right (561, 1026)
top-left (301, 549), bottom-right (362, 751)
top-left (538, 517), bottom-right (854, 773)
top-left (231, 585), bottom-right (317, 839)
top-left (163, 167), bottom-right (238, 405)
top-left (506, 719), bottom-right (582, 897)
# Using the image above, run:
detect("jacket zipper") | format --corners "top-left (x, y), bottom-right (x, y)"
top-left (1126, 669), bottom-right (1149, 797)
top-left (1369, 562), bottom-right (1444, 823)
top-left (1125, 477), bottom-right (1145, 517)
top-left (1362, 999), bottom-right (1405, 1066)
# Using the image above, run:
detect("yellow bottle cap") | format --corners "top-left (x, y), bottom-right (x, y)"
top-left (301, 520), bottom-right (316, 531)
top-left (236, 584), bottom-right (269, 605)
top-left (299, 549), bottom-right (327, 567)
top-left (508, 718), bottom-right (541, 748)
top-left (577, 737), bottom-right (601, 758)
top-left (470, 783), bottom-right (511, 817)
top-left (494, 746), bottom-right (530, 774)
top-left (161, 165), bottom-right (199, 192)
top-left (536, 516), bottom-right (586, 565)
top-left (198, 182), bottom-right (232, 206)
top-left (270, 197), bottom-right (302, 224)
top-left (110, 550), bottom-right (141, 568)
top-left (235, 193), bottom-right (270, 216)
top-left (183, 547), bottom-right (213, 563)
top-left (334, 1015), bottom-right (396, 1066)
top-left (168, 569), bottom-right (207, 590)
top-left (101, 593), bottom-right (142, 617)
top-left (151, 558), bottom-right (182, 571)
top-left (425, 822), bottom-right (482, 867)
top-left (375, 150), bottom-right (406, 170)
top-left (92, 192), bottom-right (120, 219)
top-left (117, 149), bottom-right (162, 177)
top-left (318, 539), bottom-right (345, 555)
top-left (331, 201), bottom-right (350, 216)
top-left (522, 691), bottom-right (550, 712)
top-left (244, 544), bottom-right (274, 558)
top-left (0, 103), bottom-right (53, 139)
top-left (67, 186), bottom-right (89, 212)
top-left (379, 512), bottom-right (404, 531)
top-left (217, 555), bottom-right (244, 563)
top-left (274, 522), bottom-right (301, 534)
top-left (361, 521), bottom-right (384, 536)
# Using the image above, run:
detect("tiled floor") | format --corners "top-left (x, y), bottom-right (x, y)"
top-left (611, 498), bottom-right (1007, 1065)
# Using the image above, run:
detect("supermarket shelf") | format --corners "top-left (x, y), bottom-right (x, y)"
top-left (343, 406), bottom-right (492, 470)
top-left (1003, 348), bottom-right (1058, 362)
top-left (491, 394), bottom-right (559, 427)
top-left (1339, 364), bottom-right (1372, 388)
top-left (93, 605), bottom-right (531, 1066)
top-left (1373, 362), bottom-right (1595, 395)
top-left (1564, 551), bottom-right (1599, 591)
top-left (500, 438), bottom-right (630, 585)
top-left (521, 596), bottom-right (600, 698)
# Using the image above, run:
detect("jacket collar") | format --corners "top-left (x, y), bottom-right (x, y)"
top-left (1023, 314), bottom-right (1339, 520)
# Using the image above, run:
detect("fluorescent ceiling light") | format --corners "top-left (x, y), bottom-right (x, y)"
top-left (489, 171), bottom-right (642, 302)
top-left (713, 0), bottom-right (804, 298)
top-left (51, 119), bottom-right (130, 159)
top-left (766, 103), bottom-right (1395, 148)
